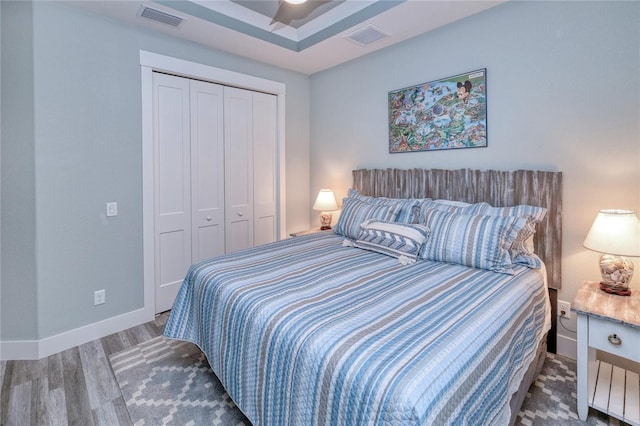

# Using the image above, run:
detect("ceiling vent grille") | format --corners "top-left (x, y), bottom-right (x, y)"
top-left (344, 24), bottom-right (389, 46)
top-left (137, 6), bottom-right (185, 27)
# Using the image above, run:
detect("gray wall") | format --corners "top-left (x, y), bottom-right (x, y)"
top-left (1, 1), bottom-right (38, 341)
top-left (1, 1), bottom-right (311, 340)
top-left (309, 1), bottom-right (639, 349)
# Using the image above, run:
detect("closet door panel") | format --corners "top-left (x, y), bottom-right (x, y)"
top-left (190, 80), bottom-right (225, 262)
top-left (253, 92), bottom-right (278, 246)
top-left (153, 73), bottom-right (191, 313)
top-left (224, 87), bottom-right (254, 253)
top-left (159, 231), bottom-right (188, 291)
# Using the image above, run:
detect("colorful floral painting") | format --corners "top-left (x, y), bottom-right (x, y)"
top-left (388, 69), bottom-right (487, 153)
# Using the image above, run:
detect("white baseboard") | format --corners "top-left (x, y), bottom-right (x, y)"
top-left (556, 333), bottom-right (577, 360)
top-left (0, 307), bottom-right (155, 360)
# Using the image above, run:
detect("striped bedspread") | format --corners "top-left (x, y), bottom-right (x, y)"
top-left (164, 232), bottom-right (550, 425)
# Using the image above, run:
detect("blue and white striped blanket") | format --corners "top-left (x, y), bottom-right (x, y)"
top-left (164, 232), bottom-right (550, 425)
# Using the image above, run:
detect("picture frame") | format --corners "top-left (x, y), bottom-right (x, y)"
top-left (388, 69), bottom-right (487, 153)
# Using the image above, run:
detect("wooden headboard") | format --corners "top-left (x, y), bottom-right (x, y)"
top-left (352, 168), bottom-right (563, 290)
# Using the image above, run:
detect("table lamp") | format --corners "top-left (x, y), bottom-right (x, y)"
top-left (313, 189), bottom-right (338, 230)
top-left (583, 209), bottom-right (640, 296)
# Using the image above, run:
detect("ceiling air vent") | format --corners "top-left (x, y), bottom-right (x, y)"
top-left (137, 5), bottom-right (185, 28)
top-left (344, 24), bottom-right (389, 47)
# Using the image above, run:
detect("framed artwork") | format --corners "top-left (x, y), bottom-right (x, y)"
top-left (388, 69), bottom-right (487, 153)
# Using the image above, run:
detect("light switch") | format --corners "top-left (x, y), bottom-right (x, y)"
top-left (106, 202), bottom-right (118, 217)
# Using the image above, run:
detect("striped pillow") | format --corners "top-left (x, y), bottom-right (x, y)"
top-left (420, 209), bottom-right (527, 274)
top-left (354, 220), bottom-right (429, 264)
top-left (347, 188), bottom-right (423, 224)
top-left (417, 201), bottom-right (547, 268)
top-left (417, 199), bottom-right (491, 218)
top-left (333, 198), bottom-right (398, 240)
top-left (482, 205), bottom-right (547, 268)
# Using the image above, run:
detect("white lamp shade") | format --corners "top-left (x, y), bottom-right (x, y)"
top-left (583, 209), bottom-right (640, 256)
top-left (284, 0), bottom-right (307, 4)
top-left (313, 189), bottom-right (338, 211)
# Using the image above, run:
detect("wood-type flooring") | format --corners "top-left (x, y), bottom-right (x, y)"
top-left (0, 313), bottom-right (168, 426)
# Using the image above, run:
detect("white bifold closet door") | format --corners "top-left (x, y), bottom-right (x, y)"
top-left (191, 79), bottom-right (225, 262)
top-left (223, 87), bottom-right (253, 254)
top-left (252, 92), bottom-right (278, 247)
top-left (223, 87), bottom-right (278, 252)
top-left (153, 72), bottom-right (277, 313)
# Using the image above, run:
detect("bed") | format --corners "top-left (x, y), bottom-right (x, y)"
top-left (164, 168), bottom-right (563, 425)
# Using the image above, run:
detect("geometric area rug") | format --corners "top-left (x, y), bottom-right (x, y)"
top-left (515, 353), bottom-right (629, 426)
top-left (109, 337), bottom-right (622, 426)
top-left (108, 336), bottom-right (250, 426)
top-left (515, 353), bottom-right (624, 426)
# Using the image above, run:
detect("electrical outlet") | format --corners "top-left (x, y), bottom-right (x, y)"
top-left (558, 300), bottom-right (571, 319)
top-left (94, 289), bottom-right (106, 305)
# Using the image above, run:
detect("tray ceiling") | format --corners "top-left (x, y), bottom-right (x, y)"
top-left (65, 0), bottom-right (506, 74)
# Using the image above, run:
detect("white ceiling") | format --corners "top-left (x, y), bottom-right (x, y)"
top-left (67, 0), bottom-right (506, 75)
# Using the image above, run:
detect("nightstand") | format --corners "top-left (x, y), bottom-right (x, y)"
top-left (573, 281), bottom-right (640, 425)
top-left (289, 227), bottom-right (329, 237)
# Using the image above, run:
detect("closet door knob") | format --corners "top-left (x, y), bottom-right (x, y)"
top-left (238, 212), bottom-right (243, 217)
top-left (206, 216), bottom-right (212, 222)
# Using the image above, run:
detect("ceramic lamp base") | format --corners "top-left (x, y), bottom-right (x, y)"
top-left (319, 212), bottom-right (333, 230)
top-left (599, 254), bottom-right (634, 296)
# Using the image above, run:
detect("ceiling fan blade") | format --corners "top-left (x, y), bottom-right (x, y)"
top-left (270, 0), bottom-right (332, 27)
top-left (270, 0), bottom-right (291, 26)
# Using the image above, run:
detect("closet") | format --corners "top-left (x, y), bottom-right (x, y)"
top-left (153, 72), bottom-right (278, 313)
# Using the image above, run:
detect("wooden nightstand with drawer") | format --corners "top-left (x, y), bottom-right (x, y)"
top-left (573, 281), bottom-right (640, 425)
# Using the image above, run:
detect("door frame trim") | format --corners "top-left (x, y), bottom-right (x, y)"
top-left (140, 50), bottom-right (286, 318)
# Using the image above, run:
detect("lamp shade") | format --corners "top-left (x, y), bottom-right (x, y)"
top-left (583, 209), bottom-right (640, 256)
top-left (313, 189), bottom-right (338, 211)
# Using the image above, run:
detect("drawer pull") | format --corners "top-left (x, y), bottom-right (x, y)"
top-left (608, 334), bottom-right (622, 346)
